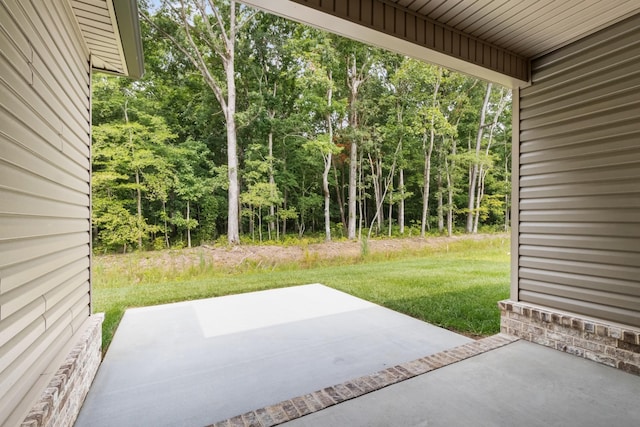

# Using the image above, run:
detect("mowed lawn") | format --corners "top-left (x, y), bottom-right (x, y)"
top-left (94, 236), bottom-right (511, 350)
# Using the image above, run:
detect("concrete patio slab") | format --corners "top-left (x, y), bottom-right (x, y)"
top-left (75, 284), bottom-right (472, 427)
top-left (280, 339), bottom-right (640, 427)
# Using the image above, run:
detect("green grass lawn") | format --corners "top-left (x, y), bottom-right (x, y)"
top-left (94, 236), bottom-right (511, 351)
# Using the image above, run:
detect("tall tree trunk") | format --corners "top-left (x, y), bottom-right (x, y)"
top-left (347, 54), bottom-right (364, 240)
top-left (146, 1), bottom-right (245, 244)
top-left (357, 149), bottom-right (364, 240)
top-left (348, 142), bottom-right (358, 239)
top-left (162, 200), bottom-right (169, 248)
top-left (135, 167), bottom-right (143, 249)
top-left (420, 129), bottom-right (435, 237)
top-left (186, 200), bottom-right (192, 248)
top-left (399, 168), bottom-right (405, 234)
top-left (472, 87), bottom-right (509, 232)
top-left (333, 163), bottom-right (346, 233)
top-left (446, 138), bottom-right (457, 237)
top-left (225, 7), bottom-right (240, 243)
top-left (437, 165), bottom-right (444, 233)
top-left (323, 71), bottom-right (334, 241)
top-left (368, 152), bottom-right (383, 234)
top-left (467, 82), bottom-right (492, 233)
top-left (388, 187), bottom-right (393, 237)
top-left (268, 130), bottom-right (275, 238)
top-left (420, 69), bottom-right (441, 238)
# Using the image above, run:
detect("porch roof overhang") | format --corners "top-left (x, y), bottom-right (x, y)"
top-left (241, 0), bottom-right (640, 88)
top-left (69, 0), bottom-right (144, 79)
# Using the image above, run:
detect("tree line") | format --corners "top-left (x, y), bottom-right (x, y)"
top-left (91, 0), bottom-right (512, 252)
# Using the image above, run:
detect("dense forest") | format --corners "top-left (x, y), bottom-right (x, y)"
top-left (91, 0), bottom-right (512, 252)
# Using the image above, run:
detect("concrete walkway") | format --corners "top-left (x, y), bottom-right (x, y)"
top-left (279, 339), bottom-right (640, 427)
top-left (75, 284), bottom-right (472, 427)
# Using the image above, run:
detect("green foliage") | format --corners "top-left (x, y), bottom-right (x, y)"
top-left (92, 5), bottom-right (512, 252)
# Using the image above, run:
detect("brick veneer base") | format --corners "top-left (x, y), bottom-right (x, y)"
top-left (208, 334), bottom-right (518, 427)
top-left (499, 300), bottom-right (640, 375)
top-left (21, 314), bottom-right (104, 427)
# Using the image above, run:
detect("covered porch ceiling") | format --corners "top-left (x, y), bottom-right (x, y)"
top-left (241, 0), bottom-right (640, 88)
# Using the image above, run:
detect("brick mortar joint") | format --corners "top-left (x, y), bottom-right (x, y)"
top-left (208, 334), bottom-right (519, 427)
top-left (499, 300), bottom-right (640, 345)
top-left (21, 315), bottom-right (104, 427)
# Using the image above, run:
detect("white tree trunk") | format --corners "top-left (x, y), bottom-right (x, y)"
top-left (399, 168), bottom-right (405, 234)
top-left (467, 82), bottom-right (492, 233)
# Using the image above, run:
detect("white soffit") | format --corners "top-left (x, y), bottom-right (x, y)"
top-left (70, 0), bottom-right (127, 75)
top-left (393, 0), bottom-right (640, 59)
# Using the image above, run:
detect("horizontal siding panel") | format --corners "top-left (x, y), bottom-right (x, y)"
top-left (519, 256), bottom-right (640, 282)
top-left (519, 222), bottom-right (640, 238)
top-left (521, 279), bottom-right (640, 312)
top-left (0, 2), bottom-right (31, 64)
top-left (0, 311), bottom-right (73, 405)
top-left (0, 257), bottom-right (89, 319)
top-left (0, 298), bottom-right (45, 350)
top-left (520, 151), bottom-right (640, 176)
top-left (0, 215), bottom-right (88, 241)
top-left (520, 60), bottom-right (640, 114)
top-left (520, 133), bottom-right (639, 164)
top-left (0, 233), bottom-right (89, 269)
top-left (519, 209), bottom-right (638, 223)
top-left (519, 195), bottom-right (640, 210)
top-left (4, 0), bottom-right (88, 112)
top-left (1, 133), bottom-right (89, 194)
top-left (520, 106), bottom-right (640, 142)
top-left (520, 267), bottom-right (640, 297)
top-left (1, 160), bottom-right (89, 207)
top-left (44, 270), bottom-right (89, 312)
top-left (520, 180), bottom-right (640, 199)
top-left (43, 276), bottom-right (89, 329)
top-left (42, 0), bottom-right (90, 85)
top-left (521, 92), bottom-right (640, 131)
top-left (0, 245), bottom-right (89, 296)
top-left (518, 291), bottom-right (640, 327)
top-left (519, 245), bottom-right (640, 268)
top-left (524, 47), bottom-right (640, 101)
top-left (0, 313), bottom-right (45, 374)
top-left (520, 121), bottom-right (640, 153)
top-left (0, 22), bottom-right (32, 84)
top-left (0, 111), bottom-right (90, 183)
top-left (0, 188), bottom-right (89, 218)
top-left (520, 234), bottom-right (639, 253)
top-left (520, 164), bottom-right (640, 187)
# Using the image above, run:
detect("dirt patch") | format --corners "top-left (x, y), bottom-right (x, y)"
top-left (96, 234), bottom-right (507, 272)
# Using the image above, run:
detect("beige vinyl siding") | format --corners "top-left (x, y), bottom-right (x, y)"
top-left (517, 13), bottom-right (640, 327)
top-left (0, 0), bottom-right (91, 424)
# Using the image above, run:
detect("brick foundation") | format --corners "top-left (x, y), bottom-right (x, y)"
top-left (499, 300), bottom-right (640, 375)
top-left (21, 314), bottom-right (104, 427)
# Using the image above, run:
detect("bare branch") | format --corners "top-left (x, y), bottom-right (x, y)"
top-left (208, 0), bottom-right (232, 53)
top-left (143, 3), bottom-right (227, 111)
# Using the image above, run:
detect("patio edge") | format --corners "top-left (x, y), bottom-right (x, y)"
top-left (207, 333), bottom-right (518, 427)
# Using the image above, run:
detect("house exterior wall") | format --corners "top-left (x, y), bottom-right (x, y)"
top-left (501, 12), bottom-right (640, 373)
top-left (0, 0), bottom-right (100, 424)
